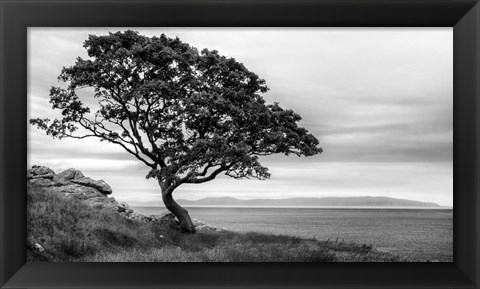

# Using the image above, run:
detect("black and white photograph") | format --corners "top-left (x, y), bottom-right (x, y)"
top-left (27, 27), bottom-right (453, 262)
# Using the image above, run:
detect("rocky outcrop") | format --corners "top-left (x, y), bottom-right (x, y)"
top-left (70, 177), bottom-right (112, 195)
top-left (54, 168), bottom-right (84, 181)
top-left (28, 165), bottom-right (55, 177)
top-left (29, 165), bottom-right (120, 211)
top-left (192, 218), bottom-right (226, 232)
top-left (27, 165), bottom-right (226, 232)
top-left (141, 212), bottom-right (226, 231)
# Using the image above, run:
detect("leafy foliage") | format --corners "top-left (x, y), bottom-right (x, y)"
top-left (30, 30), bottom-right (322, 191)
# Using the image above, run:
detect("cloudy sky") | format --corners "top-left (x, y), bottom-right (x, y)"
top-left (28, 28), bottom-right (453, 206)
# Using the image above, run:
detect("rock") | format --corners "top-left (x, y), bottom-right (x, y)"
top-left (27, 167), bottom-right (111, 196)
top-left (192, 218), bottom-right (226, 231)
top-left (85, 196), bottom-right (119, 211)
top-left (192, 218), bottom-right (206, 227)
top-left (28, 172), bottom-right (64, 187)
top-left (29, 242), bottom-right (53, 261)
top-left (28, 165), bottom-right (55, 177)
top-left (142, 212), bottom-right (225, 232)
top-left (27, 166), bottom-right (55, 186)
top-left (71, 177), bottom-right (112, 195)
top-left (146, 213), bottom-right (225, 232)
top-left (51, 179), bottom-right (71, 187)
top-left (52, 184), bottom-right (105, 200)
top-left (195, 224), bottom-right (225, 232)
top-left (55, 168), bottom-right (84, 181)
top-left (34, 243), bottom-right (45, 252)
top-left (127, 212), bottom-right (151, 222)
top-left (158, 212), bottom-right (178, 222)
top-left (30, 174), bottom-right (55, 180)
top-left (148, 212), bottom-right (180, 228)
top-left (117, 202), bottom-right (132, 213)
top-left (29, 178), bottom-right (55, 187)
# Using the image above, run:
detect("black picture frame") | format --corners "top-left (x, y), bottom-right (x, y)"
top-left (1, 0), bottom-right (479, 288)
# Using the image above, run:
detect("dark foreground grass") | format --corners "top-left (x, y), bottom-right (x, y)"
top-left (27, 185), bottom-right (409, 262)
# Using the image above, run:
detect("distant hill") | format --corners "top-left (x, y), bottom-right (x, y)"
top-left (177, 196), bottom-right (441, 207)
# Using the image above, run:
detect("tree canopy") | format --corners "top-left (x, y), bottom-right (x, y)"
top-left (30, 30), bottom-right (322, 193)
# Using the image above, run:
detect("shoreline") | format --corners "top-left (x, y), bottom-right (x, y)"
top-left (132, 205), bottom-right (453, 210)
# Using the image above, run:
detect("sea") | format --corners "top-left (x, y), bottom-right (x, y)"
top-left (132, 206), bottom-right (453, 262)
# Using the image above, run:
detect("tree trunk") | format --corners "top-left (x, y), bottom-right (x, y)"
top-left (159, 183), bottom-right (196, 233)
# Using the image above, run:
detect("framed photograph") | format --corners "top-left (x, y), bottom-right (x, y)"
top-left (1, 0), bottom-right (479, 288)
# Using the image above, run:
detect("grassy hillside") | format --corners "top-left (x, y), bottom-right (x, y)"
top-left (27, 184), bottom-right (409, 262)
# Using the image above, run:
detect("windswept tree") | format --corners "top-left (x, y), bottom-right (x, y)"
top-left (30, 31), bottom-right (322, 233)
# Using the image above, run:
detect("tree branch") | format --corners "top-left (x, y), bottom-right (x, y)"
top-left (76, 116), bottom-right (157, 169)
top-left (185, 165), bottom-right (227, 184)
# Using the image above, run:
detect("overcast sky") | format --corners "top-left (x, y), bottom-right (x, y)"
top-left (27, 28), bottom-right (453, 206)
